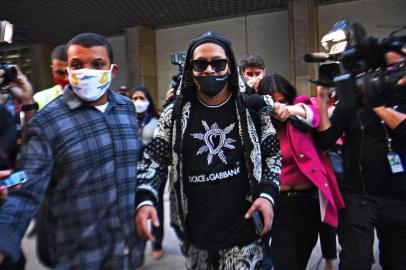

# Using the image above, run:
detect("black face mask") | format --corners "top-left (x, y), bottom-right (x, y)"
top-left (193, 74), bottom-right (229, 97)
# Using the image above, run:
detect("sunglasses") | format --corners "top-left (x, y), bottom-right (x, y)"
top-left (191, 59), bottom-right (228, 72)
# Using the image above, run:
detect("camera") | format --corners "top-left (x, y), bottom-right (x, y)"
top-left (163, 51), bottom-right (186, 107)
top-left (305, 21), bottom-right (406, 109)
top-left (0, 63), bottom-right (17, 88)
top-left (169, 51), bottom-right (186, 93)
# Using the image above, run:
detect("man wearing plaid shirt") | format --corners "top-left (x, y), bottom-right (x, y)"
top-left (0, 33), bottom-right (143, 269)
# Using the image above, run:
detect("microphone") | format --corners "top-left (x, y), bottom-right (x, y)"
top-left (246, 94), bottom-right (312, 133)
top-left (303, 52), bottom-right (330, 63)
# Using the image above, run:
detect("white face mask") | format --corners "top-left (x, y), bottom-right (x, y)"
top-left (133, 100), bottom-right (150, 113)
top-left (246, 74), bottom-right (264, 88)
top-left (246, 77), bottom-right (257, 88)
top-left (68, 66), bottom-right (113, 101)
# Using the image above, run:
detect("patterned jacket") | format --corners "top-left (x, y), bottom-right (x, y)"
top-left (137, 31), bottom-right (281, 246)
top-left (137, 92), bottom-right (281, 244)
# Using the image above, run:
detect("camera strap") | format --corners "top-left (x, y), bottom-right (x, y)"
top-left (381, 107), bottom-right (404, 174)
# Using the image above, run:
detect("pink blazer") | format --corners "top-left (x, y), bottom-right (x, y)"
top-left (286, 96), bottom-right (345, 227)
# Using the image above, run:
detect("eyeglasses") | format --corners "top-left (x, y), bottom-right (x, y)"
top-left (190, 59), bottom-right (228, 72)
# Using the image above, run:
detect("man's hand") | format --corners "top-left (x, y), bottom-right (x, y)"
top-left (272, 102), bottom-right (291, 122)
top-left (0, 186), bottom-right (7, 200)
top-left (0, 169), bottom-right (13, 200)
top-left (247, 77), bottom-right (261, 93)
top-left (244, 197), bottom-right (274, 236)
top-left (135, 205), bottom-right (160, 241)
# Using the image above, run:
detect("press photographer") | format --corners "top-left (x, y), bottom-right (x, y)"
top-left (313, 21), bottom-right (406, 270)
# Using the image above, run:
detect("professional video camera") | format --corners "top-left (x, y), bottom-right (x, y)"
top-left (305, 20), bottom-right (406, 109)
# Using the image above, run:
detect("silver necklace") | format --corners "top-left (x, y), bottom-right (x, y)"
top-left (197, 93), bottom-right (232, 108)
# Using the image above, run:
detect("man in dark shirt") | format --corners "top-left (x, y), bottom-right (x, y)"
top-left (316, 51), bottom-right (406, 270)
top-left (135, 31), bottom-right (281, 269)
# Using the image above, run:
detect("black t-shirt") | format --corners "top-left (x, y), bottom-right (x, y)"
top-left (183, 95), bottom-right (256, 250)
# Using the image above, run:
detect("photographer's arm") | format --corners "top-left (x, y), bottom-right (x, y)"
top-left (314, 86), bottom-right (348, 149)
top-left (373, 107), bottom-right (406, 130)
top-left (316, 86), bottom-right (332, 132)
top-left (371, 72), bottom-right (406, 129)
top-left (0, 67), bottom-right (36, 125)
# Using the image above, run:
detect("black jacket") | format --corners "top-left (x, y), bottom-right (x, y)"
top-left (315, 102), bottom-right (406, 199)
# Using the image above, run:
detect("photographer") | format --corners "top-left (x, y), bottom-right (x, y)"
top-left (0, 66), bottom-right (36, 126)
top-left (315, 51), bottom-right (406, 270)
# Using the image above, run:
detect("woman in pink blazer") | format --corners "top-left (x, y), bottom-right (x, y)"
top-left (257, 74), bottom-right (345, 270)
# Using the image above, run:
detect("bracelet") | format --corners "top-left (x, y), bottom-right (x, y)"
top-left (20, 103), bottom-right (39, 112)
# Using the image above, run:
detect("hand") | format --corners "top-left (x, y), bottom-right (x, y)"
top-left (165, 88), bottom-right (174, 102)
top-left (135, 205), bottom-right (160, 241)
top-left (247, 77), bottom-right (261, 92)
top-left (0, 186), bottom-right (7, 200)
top-left (272, 102), bottom-right (291, 122)
top-left (0, 169), bottom-right (13, 200)
top-left (244, 197), bottom-right (274, 236)
top-left (1, 66), bottom-right (34, 104)
top-left (397, 75), bottom-right (406, 86)
top-left (317, 85), bottom-right (332, 104)
top-left (0, 252), bottom-right (4, 264)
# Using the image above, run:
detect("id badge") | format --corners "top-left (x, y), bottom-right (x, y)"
top-left (387, 151), bottom-right (404, 174)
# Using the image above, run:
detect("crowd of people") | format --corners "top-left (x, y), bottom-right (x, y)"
top-left (0, 29), bottom-right (405, 270)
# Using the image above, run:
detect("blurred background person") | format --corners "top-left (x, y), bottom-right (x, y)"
top-left (33, 44), bottom-right (68, 110)
top-left (240, 53), bottom-right (266, 93)
top-left (117, 85), bottom-right (129, 98)
top-left (130, 84), bottom-right (165, 260)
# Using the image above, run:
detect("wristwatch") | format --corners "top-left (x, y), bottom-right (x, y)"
top-left (20, 102), bottom-right (39, 112)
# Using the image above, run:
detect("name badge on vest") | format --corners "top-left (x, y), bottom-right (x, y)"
top-left (387, 151), bottom-right (404, 174)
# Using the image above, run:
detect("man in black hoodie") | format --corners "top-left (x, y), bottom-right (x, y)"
top-left (135, 31), bottom-right (281, 269)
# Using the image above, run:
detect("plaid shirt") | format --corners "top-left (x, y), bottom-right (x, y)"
top-left (0, 89), bottom-right (143, 269)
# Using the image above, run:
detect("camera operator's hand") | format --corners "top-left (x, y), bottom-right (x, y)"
top-left (316, 86), bottom-right (333, 131)
top-left (317, 85), bottom-right (330, 104)
top-left (6, 66), bottom-right (34, 105)
top-left (360, 82), bottom-right (385, 108)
